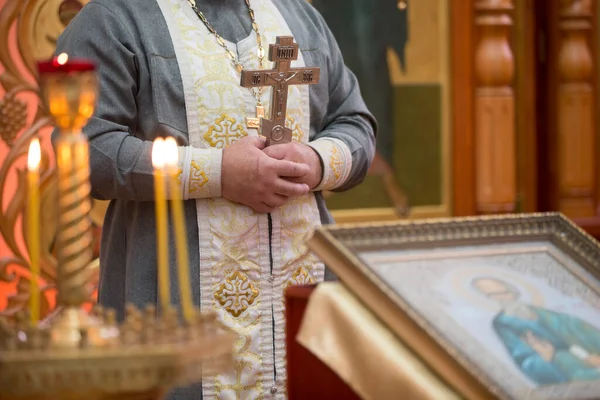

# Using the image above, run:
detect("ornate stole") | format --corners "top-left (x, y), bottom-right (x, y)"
top-left (155, 0), bottom-right (325, 398)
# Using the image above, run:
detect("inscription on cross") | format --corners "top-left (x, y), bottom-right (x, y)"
top-left (241, 36), bottom-right (320, 146)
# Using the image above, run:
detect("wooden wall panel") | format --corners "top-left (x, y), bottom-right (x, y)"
top-left (474, 0), bottom-right (517, 213)
top-left (515, 0), bottom-right (539, 212)
top-left (538, 0), bottom-right (600, 236)
top-left (452, 0), bottom-right (518, 216)
top-left (556, 1), bottom-right (596, 217)
top-left (451, 0), bottom-right (476, 216)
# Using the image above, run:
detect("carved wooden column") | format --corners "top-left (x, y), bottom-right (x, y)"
top-left (555, 0), bottom-right (596, 218)
top-left (474, 0), bottom-right (517, 214)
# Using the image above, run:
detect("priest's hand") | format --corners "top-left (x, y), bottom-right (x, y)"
top-left (222, 136), bottom-right (311, 213)
top-left (263, 142), bottom-right (323, 190)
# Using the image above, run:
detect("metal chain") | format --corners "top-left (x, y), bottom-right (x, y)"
top-left (187, 0), bottom-right (265, 106)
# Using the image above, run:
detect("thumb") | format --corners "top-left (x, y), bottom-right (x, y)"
top-left (244, 135), bottom-right (267, 150)
top-left (263, 144), bottom-right (289, 160)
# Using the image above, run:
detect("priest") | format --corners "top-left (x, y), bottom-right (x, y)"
top-left (54, 0), bottom-right (376, 399)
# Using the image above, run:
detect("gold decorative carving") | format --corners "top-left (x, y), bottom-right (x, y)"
top-left (27, 0), bottom-right (89, 61)
top-left (45, 69), bottom-right (97, 308)
top-left (0, 0), bottom-right (101, 319)
top-left (0, 93), bottom-right (27, 146)
top-left (474, 0), bottom-right (516, 214)
top-left (556, 0), bottom-right (596, 217)
top-left (0, 304), bottom-right (236, 399)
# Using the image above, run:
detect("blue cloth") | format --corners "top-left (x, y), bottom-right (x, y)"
top-left (493, 306), bottom-right (600, 385)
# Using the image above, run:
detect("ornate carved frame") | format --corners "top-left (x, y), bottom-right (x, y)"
top-left (307, 212), bottom-right (600, 400)
top-left (0, 0), bottom-right (101, 318)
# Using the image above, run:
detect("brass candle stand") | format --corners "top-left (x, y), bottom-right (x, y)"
top-left (0, 59), bottom-right (235, 400)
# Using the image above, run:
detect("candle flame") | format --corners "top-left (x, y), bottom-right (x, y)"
top-left (152, 138), bottom-right (166, 169)
top-left (28, 138), bottom-right (41, 172)
top-left (164, 137), bottom-right (179, 168)
top-left (56, 53), bottom-right (69, 65)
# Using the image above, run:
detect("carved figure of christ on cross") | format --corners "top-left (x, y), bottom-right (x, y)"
top-left (241, 36), bottom-right (321, 146)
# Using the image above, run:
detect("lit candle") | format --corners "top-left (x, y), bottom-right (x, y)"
top-left (37, 53), bottom-right (95, 74)
top-left (37, 53), bottom-right (97, 130)
top-left (164, 137), bottom-right (194, 322)
top-left (27, 138), bottom-right (41, 325)
top-left (152, 138), bottom-right (170, 310)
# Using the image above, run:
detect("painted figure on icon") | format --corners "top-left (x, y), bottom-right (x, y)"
top-left (473, 277), bottom-right (600, 385)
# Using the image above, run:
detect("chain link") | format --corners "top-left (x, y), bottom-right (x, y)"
top-left (187, 0), bottom-right (265, 106)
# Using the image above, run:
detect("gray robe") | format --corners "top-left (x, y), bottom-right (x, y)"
top-left (55, 0), bottom-right (375, 398)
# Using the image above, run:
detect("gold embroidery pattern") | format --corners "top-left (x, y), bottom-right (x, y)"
top-left (209, 202), bottom-right (256, 238)
top-left (286, 114), bottom-right (304, 142)
top-left (189, 160), bottom-right (209, 193)
top-left (214, 271), bottom-right (259, 318)
top-left (176, 167), bottom-right (184, 186)
top-left (228, 316), bottom-right (261, 357)
top-left (215, 360), bottom-right (263, 398)
top-left (280, 197), bottom-right (312, 234)
top-left (330, 145), bottom-right (343, 181)
top-left (204, 113), bottom-right (247, 148)
top-left (286, 266), bottom-right (315, 289)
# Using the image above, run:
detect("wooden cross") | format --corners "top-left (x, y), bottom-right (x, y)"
top-left (241, 36), bottom-right (321, 146)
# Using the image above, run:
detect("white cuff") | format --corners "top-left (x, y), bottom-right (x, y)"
top-left (308, 138), bottom-right (353, 191)
top-left (570, 345), bottom-right (590, 359)
top-left (179, 146), bottom-right (223, 199)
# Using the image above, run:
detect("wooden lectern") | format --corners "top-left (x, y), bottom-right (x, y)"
top-left (285, 285), bottom-right (361, 400)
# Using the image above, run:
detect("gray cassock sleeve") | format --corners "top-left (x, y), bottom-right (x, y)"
top-left (306, 9), bottom-right (377, 193)
top-left (52, 3), bottom-right (154, 202)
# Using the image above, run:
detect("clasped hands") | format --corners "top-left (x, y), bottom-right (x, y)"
top-left (524, 330), bottom-right (600, 367)
top-left (222, 136), bottom-right (322, 213)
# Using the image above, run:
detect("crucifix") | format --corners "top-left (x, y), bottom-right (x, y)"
top-left (241, 36), bottom-right (321, 146)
